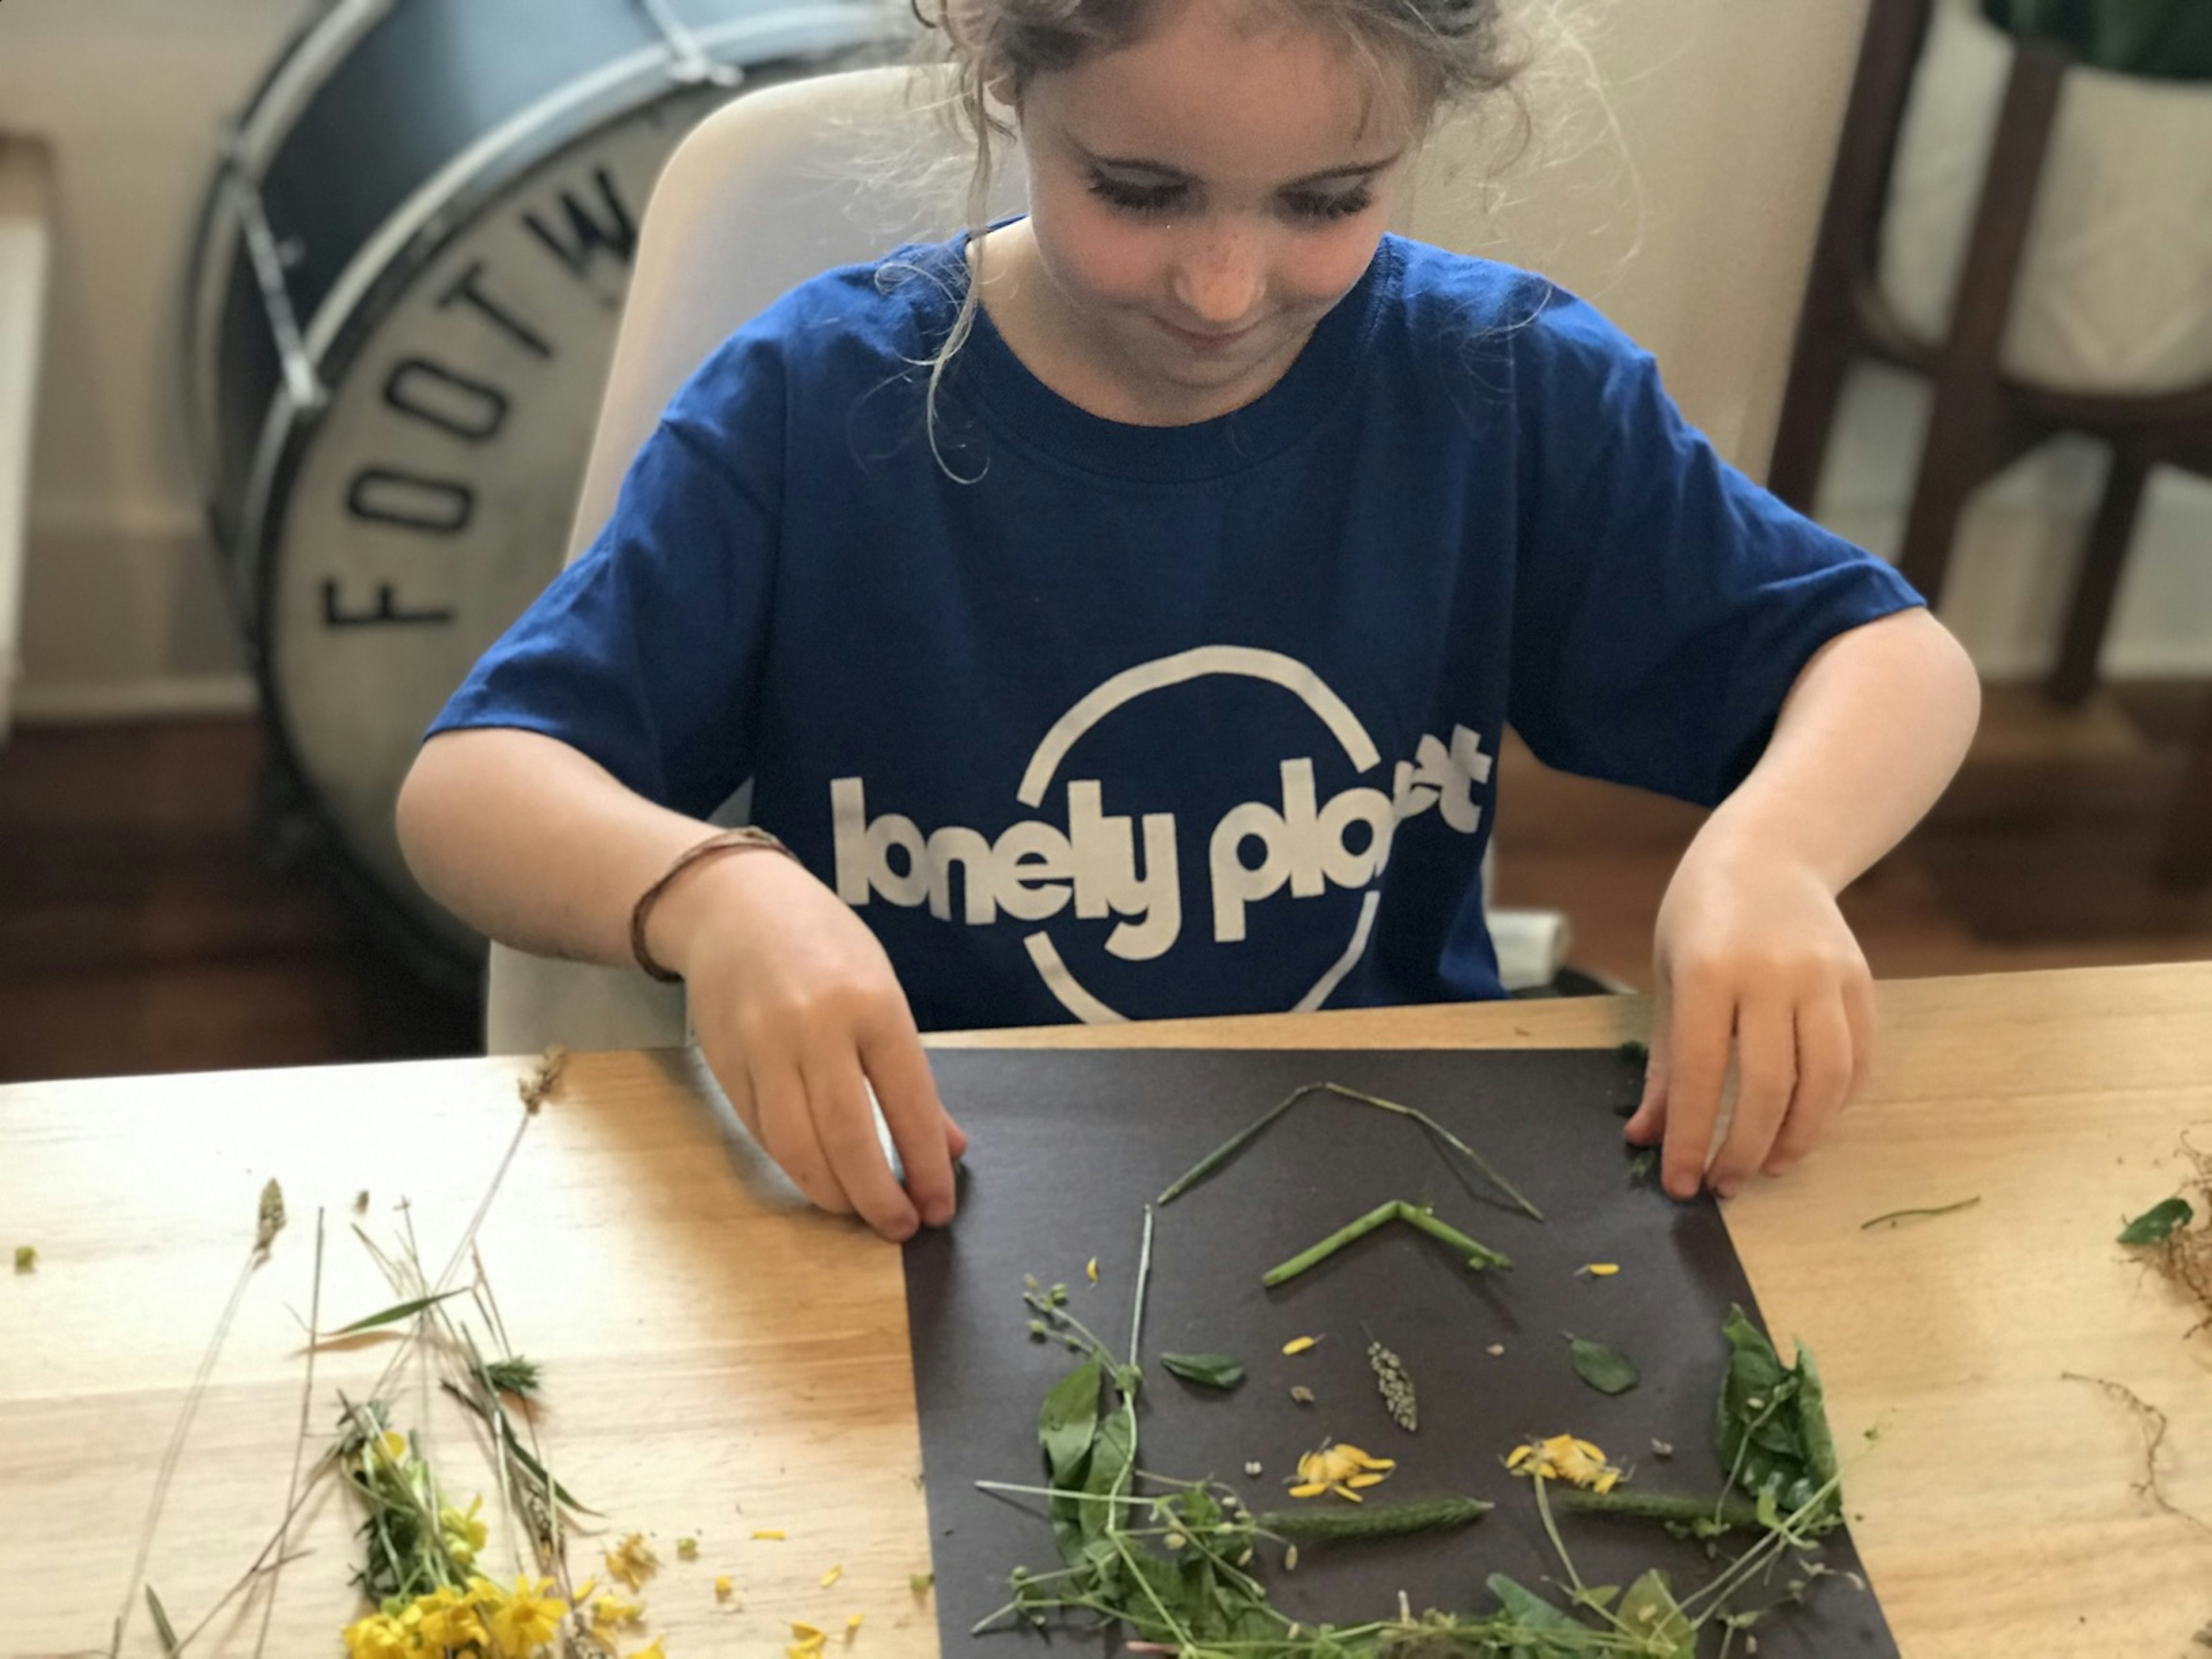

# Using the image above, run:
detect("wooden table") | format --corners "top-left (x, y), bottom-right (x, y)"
top-left (6, 963), bottom-right (2211, 1657)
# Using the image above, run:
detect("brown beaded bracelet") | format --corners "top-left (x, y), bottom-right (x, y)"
top-left (629, 825), bottom-right (798, 983)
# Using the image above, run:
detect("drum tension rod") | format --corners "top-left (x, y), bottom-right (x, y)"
top-left (219, 126), bottom-right (327, 418)
top-left (631, 0), bottom-right (743, 87)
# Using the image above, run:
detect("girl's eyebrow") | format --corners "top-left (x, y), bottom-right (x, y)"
top-left (1079, 145), bottom-right (1404, 187)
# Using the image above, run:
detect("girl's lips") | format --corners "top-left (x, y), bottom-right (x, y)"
top-left (1158, 317), bottom-right (1259, 354)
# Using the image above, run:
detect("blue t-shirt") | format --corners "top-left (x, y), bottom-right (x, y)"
top-left (431, 232), bottom-right (1919, 1029)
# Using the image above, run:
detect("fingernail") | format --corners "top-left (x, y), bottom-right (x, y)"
top-left (1665, 1175), bottom-right (1697, 1200)
top-left (1714, 1180), bottom-right (1740, 1201)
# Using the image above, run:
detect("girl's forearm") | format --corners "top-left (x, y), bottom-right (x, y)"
top-left (395, 728), bottom-right (717, 968)
top-left (1695, 607), bottom-right (1980, 891)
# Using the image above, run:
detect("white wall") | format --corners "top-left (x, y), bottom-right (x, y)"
top-left (0, 0), bottom-right (320, 719)
top-left (2, 0), bottom-right (2207, 717)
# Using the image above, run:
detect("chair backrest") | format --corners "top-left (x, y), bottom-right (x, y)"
top-left (486, 66), bottom-right (1006, 1053)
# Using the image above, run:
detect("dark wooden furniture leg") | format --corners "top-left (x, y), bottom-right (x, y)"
top-left (2047, 447), bottom-right (2152, 707)
top-left (1769, 0), bottom-right (1937, 507)
top-left (1893, 39), bottom-right (2069, 604)
top-left (2160, 697), bottom-right (2212, 888)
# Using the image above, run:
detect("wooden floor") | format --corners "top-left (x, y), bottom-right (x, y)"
top-left (2, 687), bottom-right (2209, 1084)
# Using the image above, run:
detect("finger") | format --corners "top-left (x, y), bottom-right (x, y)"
top-left (806, 1051), bottom-right (923, 1241)
top-left (945, 1110), bottom-right (971, 1161)
top-left (1659, 972), bottom-right (1732, 1200)
top-left (1623, 981), bottom-right (1671, 1146)
top-left (1764, 994), bottom-right (1853, 1175)
top-left (1842, 969), bottom-right (1877, 1104)
top-left (1709, 995), bottom-right (1796, 1196)
top-left (751, 1059), bottom-right (853, 1216)
top-left (860, 1017), bottom-right (960, 1227)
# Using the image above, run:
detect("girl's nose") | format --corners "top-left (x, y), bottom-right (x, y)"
top-left (1171, 231), bottom-right (1264, 328)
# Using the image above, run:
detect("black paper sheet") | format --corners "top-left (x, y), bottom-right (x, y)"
top-left (904, 1047), bottom-right (1896, 1657)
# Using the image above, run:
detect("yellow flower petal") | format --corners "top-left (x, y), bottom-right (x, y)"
top-left (847, 1613), bottom-right (865, 1633)
top-left (1086, 1258), bottom-right (1099, 1283)
top-left (1282, 1335), bottom-right (1320, 1355)
top-left (792, 1622), bottom-right (828, 1641)
top-left (754, 1529), bottom-right (787, 1540)
top-left (1506, 1446), bottom-right (1535, 1471)
top-left (1346, 1472), bottom-right (1387, 1488)
top-left (1584, 1263), bottom-right (1620, 1277)
top-left (1330, 1483), bottom-right (1365, 1502)
top-left (1287, 1481), bottom-right (1329, 1498)
top-left (821, 1565), bottom-right (843, 1588)
top-left (715, 1575), bottom-right (734, 1600)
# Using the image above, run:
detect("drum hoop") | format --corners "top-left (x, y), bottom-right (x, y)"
top-left (180, 0), bottom-right (399, 505)
top-left (226, 7), bottom-right (885, 615)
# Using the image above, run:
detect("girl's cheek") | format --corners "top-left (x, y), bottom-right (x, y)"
top-left (1284, 219), bottom-right (1388, 306)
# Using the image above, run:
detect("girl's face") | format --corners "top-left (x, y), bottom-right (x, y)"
top-left (1004, 0), bottom-right (1418, 424)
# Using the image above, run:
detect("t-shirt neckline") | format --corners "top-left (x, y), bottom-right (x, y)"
top-left (940, 224), bottom-right (1399, 483)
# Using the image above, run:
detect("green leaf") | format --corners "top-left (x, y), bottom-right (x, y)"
top-left (1038, 1361), bottom-right (1102, 1566)
top-left (1615, 1570), bottom-right (1694, 1657)
top-left (1486, 1574), bottom-right (1576, 1627)
top-left (1160, 1352), bottom-right (1245, 1391)
top-left (327, 1287), bottom-right (471, 1336)
top-left (145, 1586), bottom-right (180, 1654)
top-left (2119, 1196), bottom-right (2194, 1245)
top-left (1037, 1361), bottom-right (1102, 1484)
top-left (1080, 1406), bottom-right (1137, 1545)
top-left (1567, 1335), bottom-right (1639, 1395)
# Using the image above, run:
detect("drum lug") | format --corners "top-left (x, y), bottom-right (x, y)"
top-left (631, 0), bottom-right (744, 86)
top-left (219, 127), bottom-right (328, 420)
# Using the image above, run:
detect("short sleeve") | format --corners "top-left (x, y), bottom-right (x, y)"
top-left (1505, 296), bottom-right (1922, 806)
top-left (427, 335), bottom-right (785, 819)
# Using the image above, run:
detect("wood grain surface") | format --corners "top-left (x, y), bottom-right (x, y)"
top-left (5, 962), bottom-right (2212, 1656)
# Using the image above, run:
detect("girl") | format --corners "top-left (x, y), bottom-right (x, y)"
top-left (395, 0), bottom-right (1982, 1243)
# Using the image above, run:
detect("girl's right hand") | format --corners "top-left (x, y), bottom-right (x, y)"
top-left (649, 849), bottom-right (965, 1241)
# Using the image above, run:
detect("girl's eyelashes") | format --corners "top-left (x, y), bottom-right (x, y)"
top-left (1085, 175), bottom-right (1375, 222)
top-left (1282, 187), bottom-right (1373, 222)
top-left (1088, 175), bottom-right (1186, 215)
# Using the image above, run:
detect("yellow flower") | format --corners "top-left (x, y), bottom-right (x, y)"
top-left (1290, 1442), bottom-right (1394, 1501)
top-left (342, 1612), bottom-right (410, 1659)
top-left (1506, 1434), bottom-right (1625, 1494)
top-left (591, 1590), bottom-right (647, 1633)
top-left (605, 1532), bottom-right (660, 1590)
top-left (414, 1584), bottom-right (488, 1647)
top-left (441, 1495), bottom-right (489, 1567)
top-left (477, 1573), bottom-right (569, 1656)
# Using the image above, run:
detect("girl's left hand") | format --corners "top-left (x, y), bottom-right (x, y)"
top-left (1623, 831), bottom-right (1876, 1200)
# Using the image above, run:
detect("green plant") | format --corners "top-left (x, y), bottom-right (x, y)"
top-left (1980, 0), bottom-right (2212, 81)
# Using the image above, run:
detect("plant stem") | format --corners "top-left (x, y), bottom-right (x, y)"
top-left (1262, 1200), bottom-right (1510, 1287)
top-left (1129, 1203), bottom-right (1154, 1369)
top-left (1320, 1084), bottom-right (1544, 1221)
top-left (1858, 1196), bottom-right (1980, 1230)
top-left (112, 1185), bottom-right (283, 1657)
top-left (1558, 1488), bottom-right (1762, 1531)
top-left (1396, 1203), bottom-right (1513, 1269)
top-left (1262, 1201), bottom-right (1402, 1286)
top-left (1156, 1085), bottom-right (1322, 1205)
top-left (251, 1209), bottom-right (325, 1659)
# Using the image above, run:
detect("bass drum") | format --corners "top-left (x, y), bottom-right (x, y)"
top-left (186, 0), bottom-right (889, 993)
